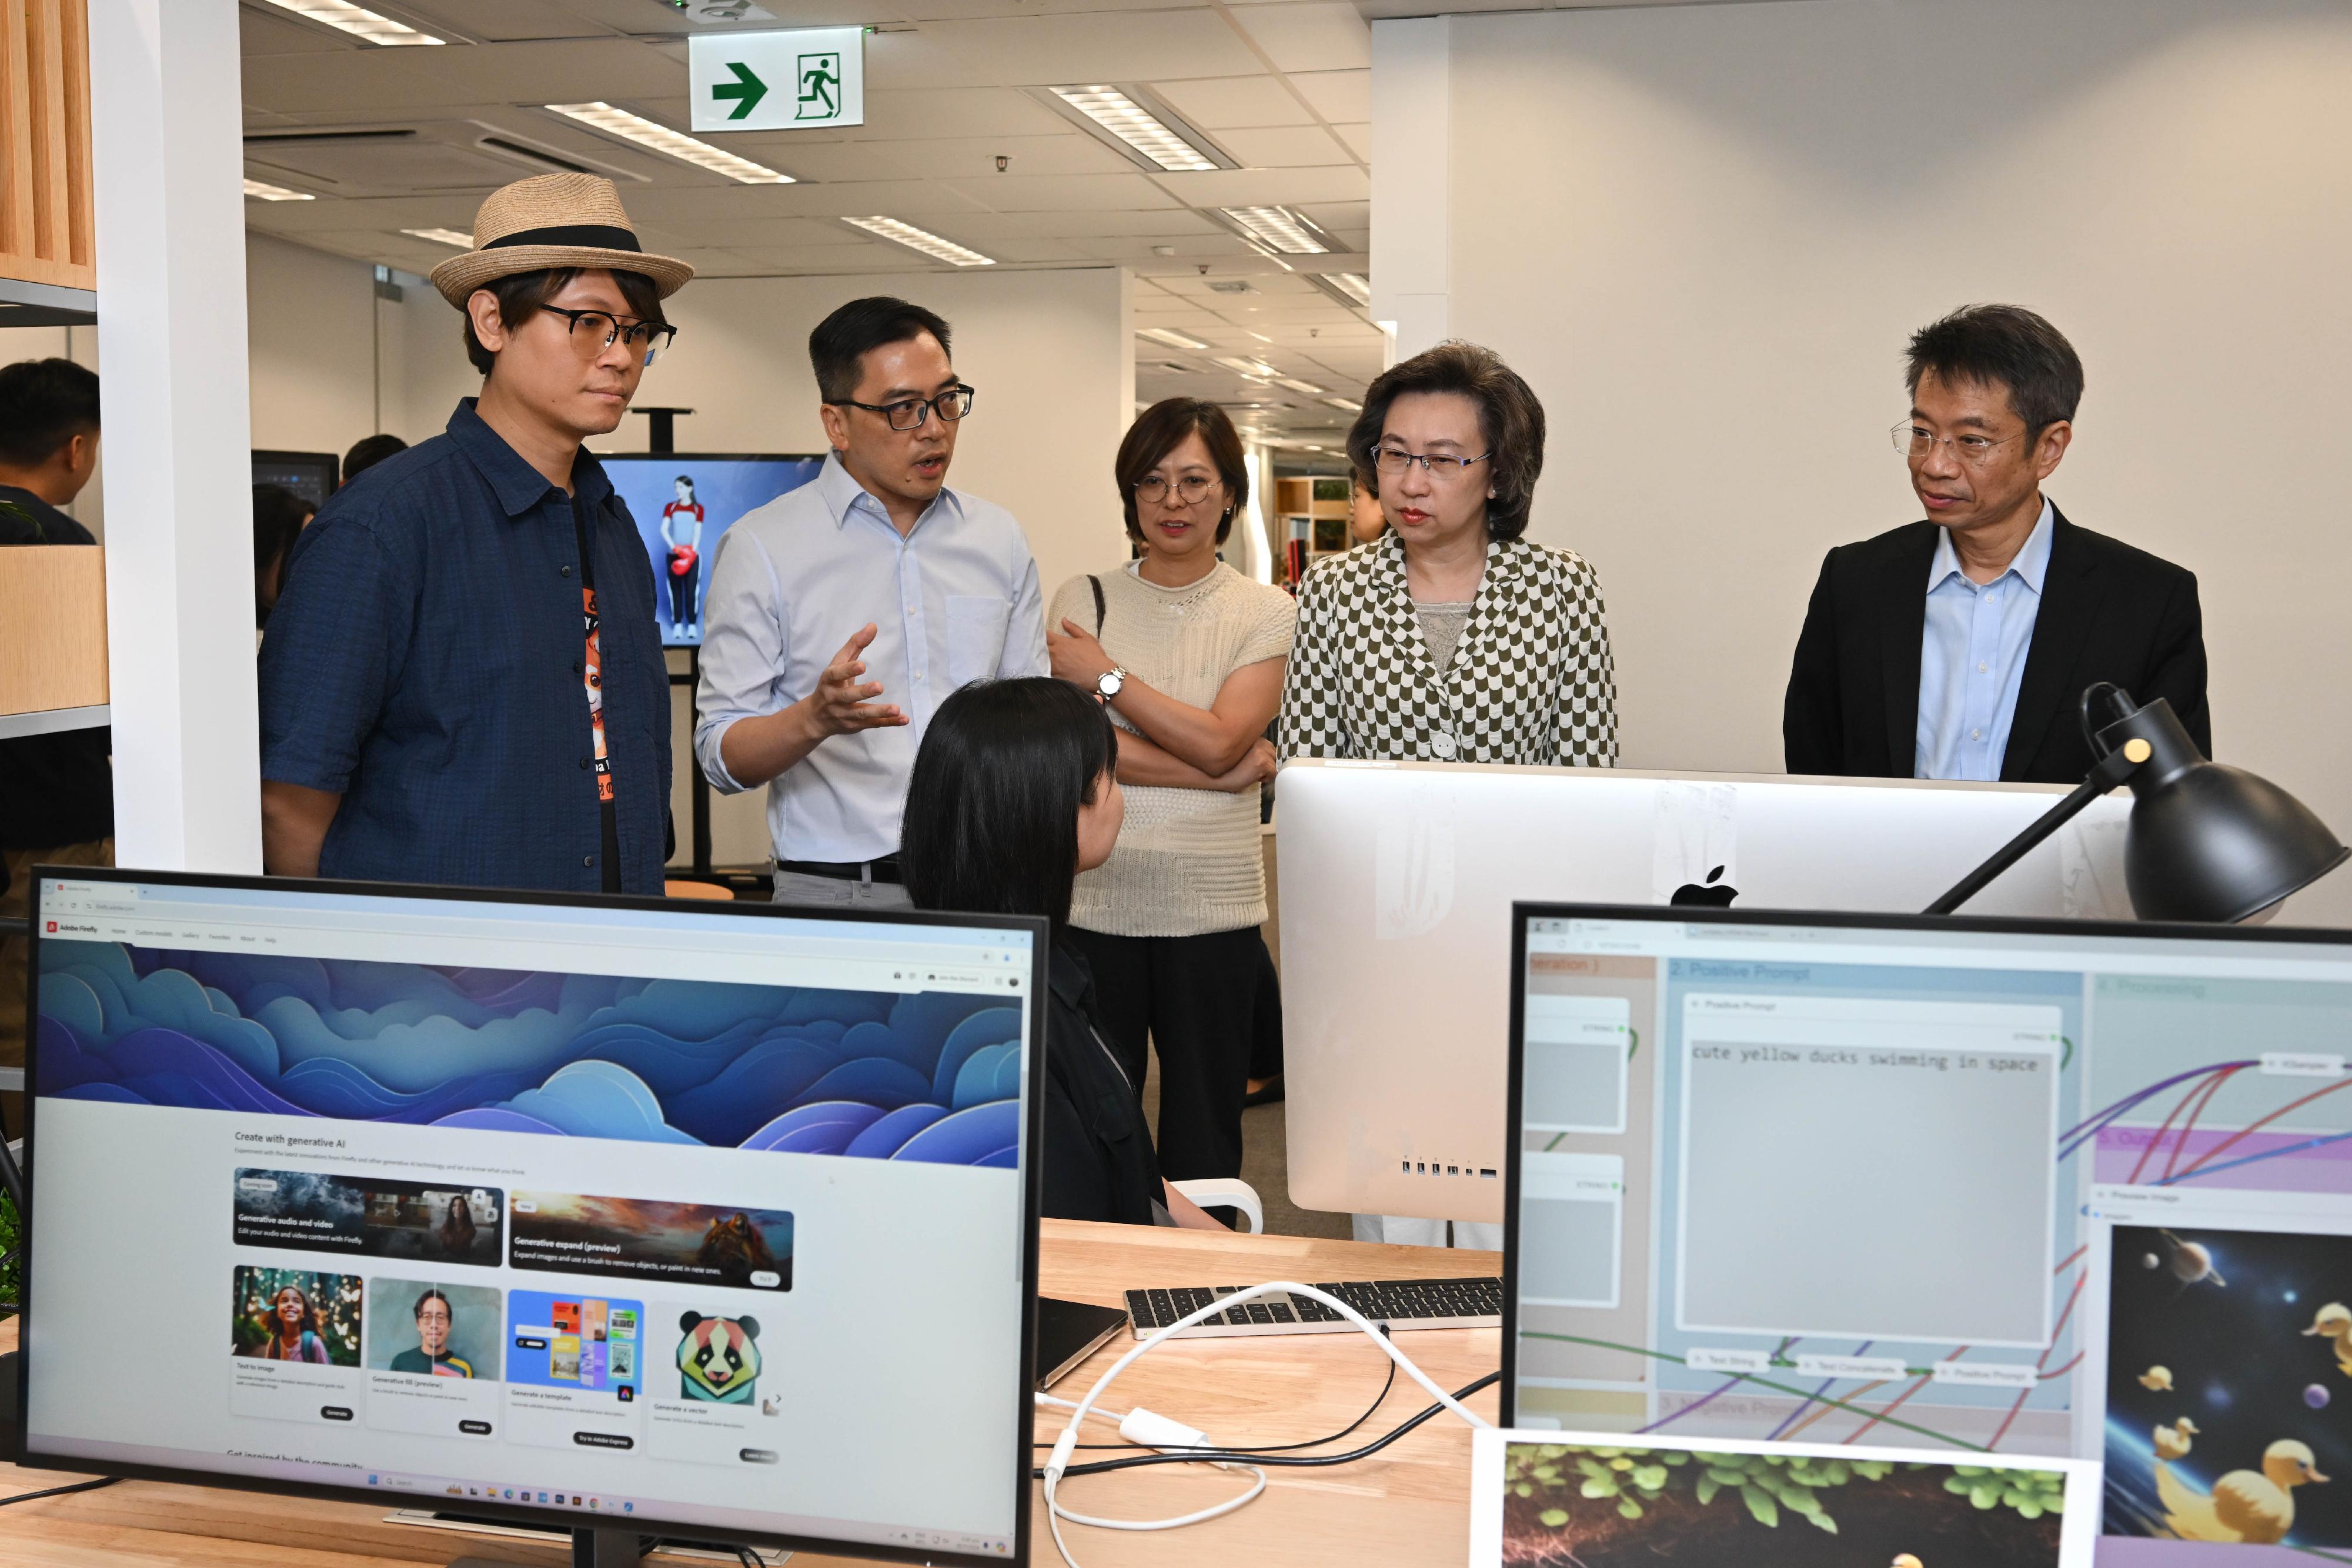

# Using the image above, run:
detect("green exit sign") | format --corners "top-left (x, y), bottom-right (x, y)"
top-left (689, 26), bottom-right (865, 133)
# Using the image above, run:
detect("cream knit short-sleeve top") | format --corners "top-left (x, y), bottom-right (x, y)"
top-left (1049, 560), bottom-right (1296, 938)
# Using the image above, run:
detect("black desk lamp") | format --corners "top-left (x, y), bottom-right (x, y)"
top-left (1926, 683), bottom-right (2349, 920)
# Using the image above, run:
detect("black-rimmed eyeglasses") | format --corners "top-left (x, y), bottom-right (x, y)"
top-left (543, 306), bottom-right (677, 366)
top-left (833, 385), bottom-right (977, 432)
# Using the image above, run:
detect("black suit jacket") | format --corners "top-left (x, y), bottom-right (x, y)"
top-left (1783, 506), bottom-right (2210, 785)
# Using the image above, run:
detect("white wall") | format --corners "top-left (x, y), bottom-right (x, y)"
top-left (1392, 0), bottom-right (2352, 922)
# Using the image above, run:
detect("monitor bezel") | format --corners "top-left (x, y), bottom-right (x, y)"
top-left (20, 864), bottom-right (1047, 1567)
top-left (1497, 897), bottom-right (2347, 1429)
top-left (251, 449), bottom-right (341, 504)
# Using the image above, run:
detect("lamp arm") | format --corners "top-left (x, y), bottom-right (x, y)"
top-left (1923, 746), bottom-right (2143, 915)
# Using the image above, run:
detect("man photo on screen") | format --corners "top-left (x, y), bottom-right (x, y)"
top-left (258, 173), bottom-right (687, 894)
top-left (662, 473), bottom-right (704, 639)
top-left (1784, 304), bottom-right (2209, 785)
top-left (694, 296), bottom-right (1047, 908)
top-left (388, 1288), bottom-right (475, 1378)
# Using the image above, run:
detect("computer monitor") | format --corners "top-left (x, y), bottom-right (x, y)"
top-left (1503, 905), bottom-right (2352, 1529)
top-left (598, 453), bottom-right (826, 647)
top-left (21, 869), bottom-right (1043, 1564)
top-left (1274, 761), bottom-right (2136, 1225)
top-left (253, 449), bottom-right (339, 510)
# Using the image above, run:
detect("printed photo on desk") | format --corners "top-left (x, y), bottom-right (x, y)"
top-left (1466, 1427), bottom-right (2100, 1567)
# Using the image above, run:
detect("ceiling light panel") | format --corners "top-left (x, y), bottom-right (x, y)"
top-left (1324, 396), bottom-right (1363, 412)
top-left (1137, 326), bottom-right (1208, 351)
top-left (260, 0), bottom-right (443, 45)
top-left (1050, 86), bottom-right (1222, 173)
top-left (1275, 376), bottom-right (1326, 396)
top-left (1327, 272), bottom-right (1371, 304)
top-left (242, 177), bottom-right (315, 201)
top-left (1214, 356), bottom-right (1279, 379)
top-left (402, 228), bottom-right (473, 247)
top-left (846, 216), bottom-right (995, 268)
top-left (545, 103), bottom-right (792, 185)
top-left (1220, 206), bottom-right (1331, 255)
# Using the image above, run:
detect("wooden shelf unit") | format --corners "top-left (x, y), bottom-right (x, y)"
top-left (1, 0), bottom-right (95, 297)
top-left (1275, 474), bottom-right (1352, 585)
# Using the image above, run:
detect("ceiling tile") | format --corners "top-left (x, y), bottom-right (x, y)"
top-left (386, 0), bottom-right (624, 42)
top-left (239, 6), bottom-right (362, 55)
top-left (721, 240), bottom-right (938, 273)
top-left (849, 88), bottom-right (1073, 141)
top-left (1145, 165), bottom-right (1368, 206)
top-left (867, 12), bottom-right (1262, 91)
top-left (936, 172), bottom-right (1181, 212)
top-left (875, 133), bottom-right (1137, 180)
top-left (1329, 122), bottom-right (1370, 161)
top-left (1288, 68), bottom-right (1370, 123)
top-left (1225, 4), bottom-right (1371, 73)
top-left (1214, 124), bottom-right (1351, 169)
top-left (1147, 75), bottom-right (1311, 131)
top-left (240, 38), bottom-right (683, 115)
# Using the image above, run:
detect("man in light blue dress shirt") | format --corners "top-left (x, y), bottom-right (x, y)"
top-left (694, 297), bottom-right (1047, 906)
top-left (1916, 497), bottom-right (2053, 780)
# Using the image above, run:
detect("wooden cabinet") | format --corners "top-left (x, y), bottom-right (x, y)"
top-left (0, 544), bottom-right (106, 720)
top-left (1, 0), bottom-right (94, 293)
top-left (1274, 474), bottom-right (1353, 585)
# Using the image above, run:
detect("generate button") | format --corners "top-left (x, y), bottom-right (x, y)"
top-left (320, 1406), bottom-right (355, 1422)
top-left (740, 1449), bottom-right (780, 1465)
top-left (460, 1419), bottom-right (494, 1435)
top-left (574, 1432), bottom-right (635, 1450)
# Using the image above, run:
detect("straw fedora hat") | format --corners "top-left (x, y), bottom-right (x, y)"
top-left (429, 172), bottom-right (693, 310)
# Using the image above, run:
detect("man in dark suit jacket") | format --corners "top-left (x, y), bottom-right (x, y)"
top-left (1784, 305), bottom-right (2208, 786)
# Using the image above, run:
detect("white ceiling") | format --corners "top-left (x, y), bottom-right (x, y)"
top-left (236, 0), bottom-right (1387, 444)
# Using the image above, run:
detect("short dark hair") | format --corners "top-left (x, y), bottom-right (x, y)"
top-left (253, 483), bottom-right (311, 573)
top-left (413, 1288), bottom-right (452, 1320)
top-left (0, 357), bottom-right (99, 467)
top-left (901, 678), bottom-right (1117, 932)
top-left (460, 266), bottom-right (667, 376)
top-left (1905, 305), bottom-right (2083, 438)
top-left (1346, 340), bottom-right (1545, 542)
top-left (341, 433), bottom-right (407, 484)
top-left (1115, 398), bottom-right (1249, 545)
top-left (810, 296), bottom-right (953, 403)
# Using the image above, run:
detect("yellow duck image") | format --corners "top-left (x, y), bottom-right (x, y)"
top-left (2303, 1302), bottom-right (2352, 1378)
top-left (1891, 1557), bottom-right (1925, 1568)
top-left (2140, 1366), bottom-right (2174, 1392)
top-left (2157, 1438), bottom-right (2329, 1544)
top-left (2154, 1419), bottom-right (2199, 1462)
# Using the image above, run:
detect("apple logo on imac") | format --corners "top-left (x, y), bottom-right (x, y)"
top-left (1670, 865), bottom-right (1739, 908)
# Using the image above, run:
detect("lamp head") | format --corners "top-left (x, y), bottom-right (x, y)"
top-left (2089, 688), bottom-right (2349, 922)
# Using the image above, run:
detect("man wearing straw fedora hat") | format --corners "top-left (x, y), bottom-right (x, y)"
top-left (260, 173), bottom-right (689, 896)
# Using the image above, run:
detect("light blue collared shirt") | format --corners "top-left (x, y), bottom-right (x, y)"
top-left (694, 453), bottom-right (1047, 861)
top-left (1915, 497), bottom-right (2054, 781)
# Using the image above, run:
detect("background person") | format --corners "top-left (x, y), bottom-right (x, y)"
top-left (695, 296), bottom-right (1046, 910)
top-left (259, 173), bottom-right (684, 893)
top-left (252, 483), bottom-right (314, 631)
top-left (1345, 467), bottom-right (1386, 546)
top-left (901, 678), bottom-right (1222, 1230)
top-left (388, 1288), bottom-right (474, 1377)
top-left (1045, 398), bottom-right (1292, 1184)
top-left (339, 433), bottom-right (407, 488)
top-left (1784, 303), bottom-right (2209, 784)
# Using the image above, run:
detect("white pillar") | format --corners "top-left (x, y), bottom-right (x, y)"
top-left (87, 0), bottom-right (261, 873)
top-left (1370, 16), bottom-right (1452, 362)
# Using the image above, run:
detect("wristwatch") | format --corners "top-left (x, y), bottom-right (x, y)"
top-left (1096, 666), bottom-right (1128, 700)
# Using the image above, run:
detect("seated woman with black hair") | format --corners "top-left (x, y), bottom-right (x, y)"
top-left (901, 677), bottom-right (1222, 1229)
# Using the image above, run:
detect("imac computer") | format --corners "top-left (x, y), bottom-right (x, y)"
top-left (1275, 761), bottom-right (2137, 1225)
top-left (253, 449), bottom-right (339, 510)
top-left (598, 453), bottom-right (826, 647)
top-left (21, 870), bottom-right (1043, 1565)
top-left (1504, 903), bottom-right (2352, 1557)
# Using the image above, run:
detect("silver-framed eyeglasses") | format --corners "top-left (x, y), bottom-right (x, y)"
top-left (1891, 421), bottom-right (2022, 467)
top-left (1375, 447), bottom-right (1491, 479)
top-left (543, 306), bottom-right (676, 366)
top-left (1134, 474), bottom-right (1221, 504)
top-left (834, 385), bottom-right (978, 432)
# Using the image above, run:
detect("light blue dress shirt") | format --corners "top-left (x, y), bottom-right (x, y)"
top-left (694, 453), bottom-right (1048, 861)
top-left (1915, 498), bottom-right (2054, 781)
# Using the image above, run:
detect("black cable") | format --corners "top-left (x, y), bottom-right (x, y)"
top-left (1039, 1354), bottom-right (1398, 1452)
top-left (0, 1476), bottom-right (118, 1509)
top-left (1031, 1370), bottom-right (1498, 1481)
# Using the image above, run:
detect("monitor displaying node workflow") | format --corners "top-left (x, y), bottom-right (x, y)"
top-left (1505, 905), bottom-right (2352, 1564)
top-left (22, 871), bottom-right (1042, 1564)
top-left (599, 453), bottom-right (824, 647)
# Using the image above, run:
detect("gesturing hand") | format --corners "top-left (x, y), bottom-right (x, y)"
top-left (808, 624), bottom-right (908, 737)
top-left (1048, 618), bottom-right (1116, 688)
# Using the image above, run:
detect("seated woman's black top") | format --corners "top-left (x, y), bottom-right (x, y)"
top-left (1040, 936), bottom-right (1163, 1226)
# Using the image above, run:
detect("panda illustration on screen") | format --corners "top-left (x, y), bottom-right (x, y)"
top-left (677, 1310), bottom-right (761, 1403)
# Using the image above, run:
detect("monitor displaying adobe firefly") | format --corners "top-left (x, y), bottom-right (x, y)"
top-left (1504, 904), bottom-right (2352, 1563)
top-left (22, 868), bottom-right (1043, 1564)
top-left (600, 453), bottom-right (824, 647)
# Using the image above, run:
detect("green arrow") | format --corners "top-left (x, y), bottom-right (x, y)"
top-left (712, 61), bottom-right (768, 120)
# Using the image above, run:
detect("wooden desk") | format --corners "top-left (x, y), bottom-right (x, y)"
top-left (0, 1222), bottom-right (1498, 1567)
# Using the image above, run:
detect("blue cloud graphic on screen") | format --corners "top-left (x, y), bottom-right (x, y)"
top-left (33, 941), bottom-right (1022, 1166)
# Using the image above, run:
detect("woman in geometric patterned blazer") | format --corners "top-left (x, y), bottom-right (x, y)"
top-left (1277, 340), bottom-right (1617, 768)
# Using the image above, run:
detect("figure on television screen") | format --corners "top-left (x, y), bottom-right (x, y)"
top-left (389, 1288), bottom-right (475, 1378)
top-left (662, 473), bottom-right (705, 638)
top-left (438, 1192), bottom-right (479, 1259)
top-left (262, 1283), bottom-right (332, 1363)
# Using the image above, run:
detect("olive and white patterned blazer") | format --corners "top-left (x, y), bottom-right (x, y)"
top-left (1276, 530), bottom-right (1618, 766)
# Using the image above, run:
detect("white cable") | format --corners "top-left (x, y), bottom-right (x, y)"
top-left (1039, 1281), bottom-right (1492, 1567)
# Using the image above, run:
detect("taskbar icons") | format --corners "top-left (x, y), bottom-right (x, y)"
top-left (884, 1526), bottom-right (1012, 1556)
top-left (367, 1470), bottom-right (634, 1517)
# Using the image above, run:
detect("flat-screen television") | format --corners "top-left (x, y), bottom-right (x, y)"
top-left (22, 868), bottom-right (1044, 1564)
top-left (599, 453), bottom-right (826, 648)
top-left (252, 450), bottom-right (339, 510)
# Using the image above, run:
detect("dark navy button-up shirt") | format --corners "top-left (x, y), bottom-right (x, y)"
top-left (259, 399), bottom-right (671, 895)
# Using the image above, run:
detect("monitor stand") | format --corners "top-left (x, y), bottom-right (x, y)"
top-left (452, 1526), bottom-right (645, 1567)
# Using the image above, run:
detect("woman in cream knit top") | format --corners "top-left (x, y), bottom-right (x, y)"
top-left (1047, 399), bottom-right (1294, 1182)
